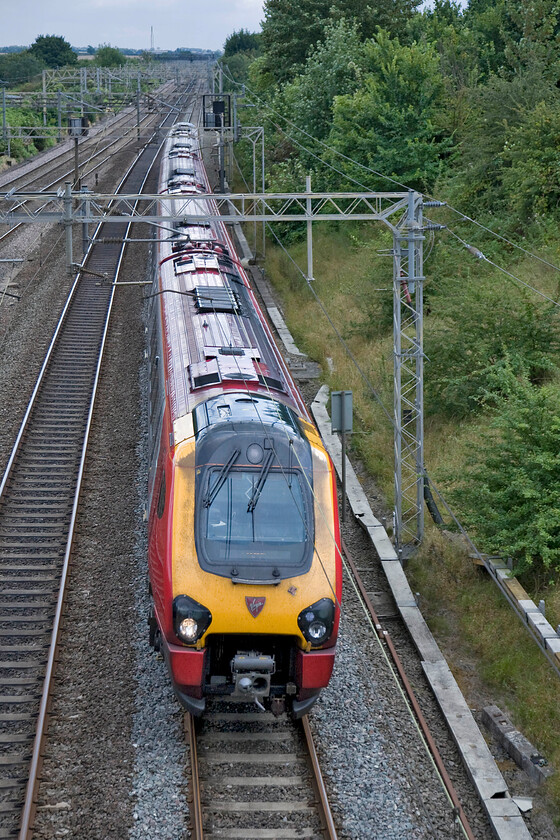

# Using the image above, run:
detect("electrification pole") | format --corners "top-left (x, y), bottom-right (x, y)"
top-left (0, 185), bottom-right (444, 554)
top-left (393, 191), bottom-right (425, 556)
top-left (137, 73), bottom-right (141, 142)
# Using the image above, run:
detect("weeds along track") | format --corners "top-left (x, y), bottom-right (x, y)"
top-left (0, 83), bottom-right (199, 840)
top-left (0, 80), bottom-right (177, 247)
top-left (185, 708), bottom-right (337, 840)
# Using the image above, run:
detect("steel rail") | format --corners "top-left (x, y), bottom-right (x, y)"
top-left (10, 88), bottom-right (197, 840)
top-left (184, 709), bottom-right (339, 840)
top-left (0, 89), bottom-right (178, 499)
top-left (341, 537), bottom-right (477, 840)
top-left (300, 715), bottom-right (338, 840)
top-left (184, 714), bottom-right (204, 840)
top-left (17, 134), bottom-right (158, 840)
top-left (0, 82), bottom-right (177, 194)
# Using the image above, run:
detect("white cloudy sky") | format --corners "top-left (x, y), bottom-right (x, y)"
top-left (2, 0), bottom-right (266, 52)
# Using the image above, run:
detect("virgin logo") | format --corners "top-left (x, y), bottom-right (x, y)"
top-left (245, 596), bottom-right (266, 618)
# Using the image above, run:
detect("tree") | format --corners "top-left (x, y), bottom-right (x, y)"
top-left (330, 0), bottom-right (422, 41)
top-left (28, 35), bottom-right (77, 68)
top-left (451, 379), bottom-right (560, 582)
top-left (0, 52), bottom-right (44, 86)
top-left (282, 19), bottom-right (366, 140)
top-left (500, 99), bottom-right (560, 221)
top-left (261, 0), bottom-right (331, 83)
top-left (465, 0), bottom-right (560, 78)
top-left (424, 280), bottom-right (560, 418)
top-left (223, 29), bottom-right (261, 57)
top-left (260, 0), bottom-right (423, 84)
top-left (95, 45), bottom-right (124, 67)
top-left (326, 31), bottom-right (450, 191)
top-left (446, 63), bottom-right (560, 218)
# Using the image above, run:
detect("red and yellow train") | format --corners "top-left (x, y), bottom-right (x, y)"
top-left (146, 120), bottom-right (342, 717)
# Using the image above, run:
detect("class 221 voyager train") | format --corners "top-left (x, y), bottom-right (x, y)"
top-left (146, 120), bottom-right (342, 718)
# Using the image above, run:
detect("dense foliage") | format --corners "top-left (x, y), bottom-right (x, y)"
top-left (0, 52), bottom-right (44, 86)
top-left (224, 29), bottom-right (261, 57)
top-left (94, 45), bottom-right (125, 67)
top-left (28, 35), bottom-right (77, 68)
top-left (221, 0), bottom-right (560, 580)
top-left (451, 380), bottom-right (560, 581)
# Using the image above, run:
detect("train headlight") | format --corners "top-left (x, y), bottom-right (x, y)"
top-left (297, 598), bottom-right (335, 646)
top-left (173, 595), bottom-right (212, 644)
top-left (178, 617), bottom-right (198, 642)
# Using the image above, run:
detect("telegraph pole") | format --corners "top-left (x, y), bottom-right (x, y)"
top-left (2, 86), bottom-right (6, 147)
top-left (63, 182), bottom-right (73, 270)
top-left (42, 70), bottom-right (47, 126)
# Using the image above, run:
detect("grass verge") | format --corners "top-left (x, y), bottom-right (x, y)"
top-left (263, 220), bottom-right (560, 822)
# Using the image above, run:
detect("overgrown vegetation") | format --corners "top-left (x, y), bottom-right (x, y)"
top-left (223, 3), bottom-right (560, 817)
top-left (451, 379), bottom-right (560, 580)
top-left (0, 35), bottom-right (162, 164)
top-left (28, 34), bottom-right (77, 68)
top-left (222, 0), bottom-right (560, 588)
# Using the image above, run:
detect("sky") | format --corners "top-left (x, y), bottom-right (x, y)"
top-left (1, 0), bottom-right (266, 53)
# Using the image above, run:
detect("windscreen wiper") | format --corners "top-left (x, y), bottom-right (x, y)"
top-left (247, 449), bottom-right (275, 513)
top-left (203, 449), bottom-right (240, 507)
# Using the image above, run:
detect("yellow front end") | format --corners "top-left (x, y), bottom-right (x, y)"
top-left (171, 422), bottom-right (338, 649)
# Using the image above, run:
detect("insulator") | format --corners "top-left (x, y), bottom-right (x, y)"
top-left (466, 245), bottom-right (485, 260)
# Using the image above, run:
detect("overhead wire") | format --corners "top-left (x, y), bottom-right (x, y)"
top-left (266, 112), bottom-right (560, 306)
top-left (446, 227), bottom-right (560, 309)
top-left (230, 145), bottom-right (440, 556)
top-left (225, 70), bottom-right (521, 553)
top-left (222, 64), bottom-right (560, 279)
top-left (226, 62), bottom-right (560, 507)
top-left (230, 148), bottom-right (396, 428)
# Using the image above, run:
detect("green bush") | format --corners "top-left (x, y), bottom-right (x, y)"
top-left (424, 279), bottom-right (560, 417)
top-left (449, 379), bottom-right (560, 582)
top-left (0, 52), bottom-right (44, 86)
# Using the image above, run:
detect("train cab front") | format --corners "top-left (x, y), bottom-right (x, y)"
top-left (159, 393), bottom-right (341, 717)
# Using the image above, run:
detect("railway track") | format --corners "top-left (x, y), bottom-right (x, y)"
top-left (0, 80), bottom-right (178, 250)
top-left (0, 81), bottom-right (176, 193)
top-left (0, 82), bottom-right (199, 840)
top-left (180, 533), bottom-right (476, 840)
top-left (185, 707), bottom-right (337, 840)
top-left (340, 536), bottom-right (476, 840)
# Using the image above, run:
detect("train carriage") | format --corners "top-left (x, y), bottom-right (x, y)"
top-left (146, 120), bottom-right (342, 717)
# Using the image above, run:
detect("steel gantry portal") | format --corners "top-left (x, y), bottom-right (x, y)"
top-left (0, 186), bottom-right (444, 556)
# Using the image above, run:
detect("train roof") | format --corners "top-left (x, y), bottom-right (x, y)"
top-left (156, 127), bottom-right (305, 424)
